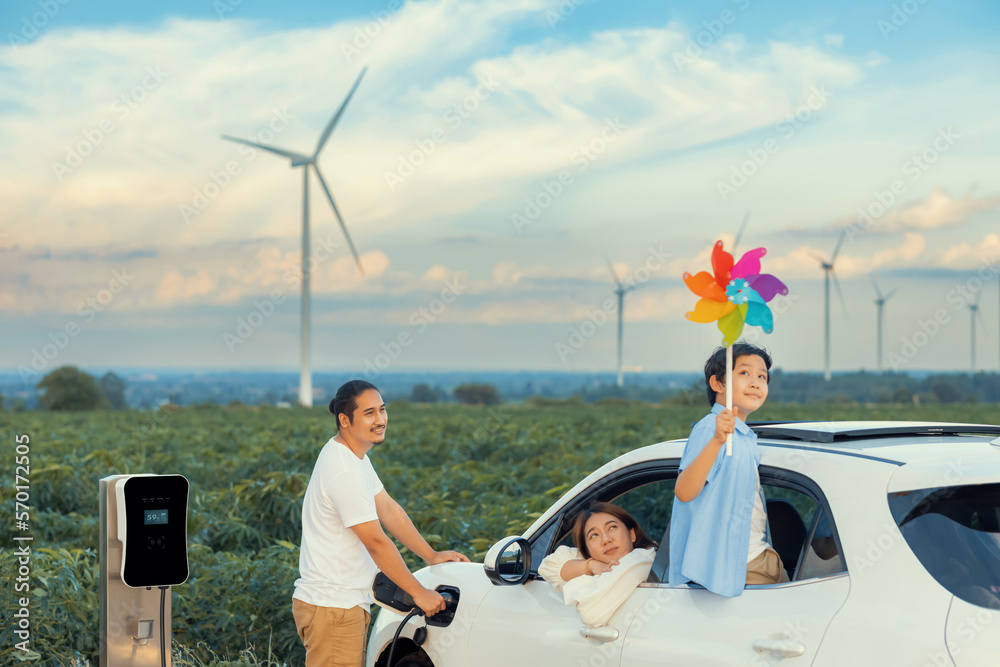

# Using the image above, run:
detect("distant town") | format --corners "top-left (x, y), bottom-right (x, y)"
top-left (2, 368), bottom-right (998, 411)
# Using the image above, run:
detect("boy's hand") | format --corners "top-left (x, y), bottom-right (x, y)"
top-left (714, 409), bottom-right (735, 444)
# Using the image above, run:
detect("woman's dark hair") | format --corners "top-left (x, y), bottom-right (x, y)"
top-left (329, 380), bottom-right (380, 430)
top-left (703, 342), bottom-right (772, 406)
top-left (571, 501), bottom-right (658, 559)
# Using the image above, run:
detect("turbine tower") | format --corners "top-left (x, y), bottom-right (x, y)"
top-left (606, 257), bottom-right (640, 388)
top-left (870, 275), bottom-right (897, 373)
top-left (731, 211), bottom-right (750, 257)
top-left (812, 229), bottom-right (848, 381)
top-left (968, 290), bottom-right (985, 375)
top-left (222, 67), bottom-right (368, 407)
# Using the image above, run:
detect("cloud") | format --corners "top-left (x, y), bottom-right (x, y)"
top-left (1, 0), bottom-right (864, 249)
top-left (789, 187), bottom-right (1000, 238)
top-left (877, 187), bottom-right (1000, 231)
top-left (156, 268), bottom-right (216, 304)
top-left (767, 232), bottom-right (926, 279)
top-left (941, 233), bottom-right (1000, 269)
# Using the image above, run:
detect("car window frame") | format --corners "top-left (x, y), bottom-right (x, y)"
top-left (757, 464), bottom-right (849, 583)
top-left (527, 459), bottom-right (680, 574)
top-left (526, 457), bottom-right (848, 586)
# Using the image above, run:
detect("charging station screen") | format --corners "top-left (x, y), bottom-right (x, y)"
top-left (118, 475), bottom-right (189, 587)
top-left (144, 509), bottom-right (168, 525)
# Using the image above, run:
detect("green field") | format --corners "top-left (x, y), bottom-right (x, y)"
top-left (2, 401), bottom-right (998, 665)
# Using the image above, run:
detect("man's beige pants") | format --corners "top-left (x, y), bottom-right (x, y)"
top-left (293, 599), bottom-right (371, 667)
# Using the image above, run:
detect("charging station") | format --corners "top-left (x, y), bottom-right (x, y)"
top-left (100, 474), bottom-right (189, 667)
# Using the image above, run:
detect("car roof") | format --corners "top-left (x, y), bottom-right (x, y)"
top-left (750, 421), bottom-right (1000, 465)
top-left (522, 421), bottom-right (1000, 539)
top-left (620, 421), bottom-right (1000, 466)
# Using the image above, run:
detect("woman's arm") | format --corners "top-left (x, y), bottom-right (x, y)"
top-left (560, 558), bottom-right (613, 581)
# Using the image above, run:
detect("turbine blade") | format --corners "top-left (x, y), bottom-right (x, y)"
top-left (314, 66), bottom-right (368, 158)
top-left (883, 288), bottom-right (897, 301)
top-left (809, 251), bottom-right (828, 265)
top-left (313, 165), bottom-right (364, 276)
top-left (831, 228), bottom-right (847, 263)
top-left (733, 211), bottom-right (750, 254)
top-left (870, 274), bottom-right (883, 299)
top-left (832, 270), bottom-right (848, 319)
top-left (221, 135), bottom-right (309, 163)
top-left (605, 256), bottom-right (624, 288)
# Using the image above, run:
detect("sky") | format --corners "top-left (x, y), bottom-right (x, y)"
top-left (2, 0), bottom-right (999, 386)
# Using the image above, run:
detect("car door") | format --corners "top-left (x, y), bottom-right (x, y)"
top-left (465, 464), bottom-right (679, 666)
top-left (465, 577), bottom-right (629, 666)
top-left (618, 576), bottom-right (849, 665)
top-left (620, 465), bottom-right (851, 665)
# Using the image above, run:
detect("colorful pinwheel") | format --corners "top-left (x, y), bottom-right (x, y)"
top-left (684, 240), bottom-right (788, 455)
top-left (684, 241), bottom-right (788, 346)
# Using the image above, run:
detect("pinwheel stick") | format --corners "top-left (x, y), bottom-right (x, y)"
top-left (725, 344), bottom-right (733, 456)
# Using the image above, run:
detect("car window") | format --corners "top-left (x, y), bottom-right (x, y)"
top-left (761, 474), bottom-right (847, 582)
top-left (531, 463), bottom-right (846, 586)
top-left (543, 469), bottom-right (678, 557)
top-left (797, 505), bottom-right (846, 580)
top-left (888, 482), bottom-right (1000, 609)
top-left (529, 521), bottom-right (558, 573)
top-left (610, 478), bottom-right (676, 546)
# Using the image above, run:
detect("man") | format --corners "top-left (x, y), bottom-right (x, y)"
top-left (292, 380), bottom-right (469, 667)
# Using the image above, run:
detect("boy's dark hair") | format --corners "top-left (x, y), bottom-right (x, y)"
top-left (703, 342), bottom-right (773, 406)
top-left (571, 501), bottom-right (658, 559)
top-left (329, 380), bottom-right (380, 429)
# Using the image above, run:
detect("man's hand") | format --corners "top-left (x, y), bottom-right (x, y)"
top-left (714, 408), bottom-right (735, 443)
top-left (429, 550), bottom-right (470, 564)
top-left (412, 587), bottom-right (447, 616)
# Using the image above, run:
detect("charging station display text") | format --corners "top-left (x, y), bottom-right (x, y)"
top-left (144, 509), bottom-right (168, 525)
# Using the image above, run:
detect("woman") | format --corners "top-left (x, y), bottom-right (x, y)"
top-left (538, 502), bottom-right (658, 626)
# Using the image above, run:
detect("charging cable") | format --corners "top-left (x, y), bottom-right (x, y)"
top-left (159, 586), bottom-right (169, 667)
top-left (386, 608), bottom-right (422, 666)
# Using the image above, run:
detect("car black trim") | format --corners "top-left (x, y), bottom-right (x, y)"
top-left (751, 422), bottom-right (1000, 443)
top-left (760, 441), bottom-right (904, 466)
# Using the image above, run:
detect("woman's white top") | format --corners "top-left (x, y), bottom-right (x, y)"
top-left (538, 545), bottom-right (656, 627)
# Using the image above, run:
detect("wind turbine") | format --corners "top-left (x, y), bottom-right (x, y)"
top-left (870, 275), bottom-right (897, 373)
top-left (222, 67), bottom-right (368, 407)
top-left (812, 229), bottom-right (848, 381)
top-left (968, 291), bottom-right (985, 375)
top-left (731, 211), bottom-right (750, 257)
top-left (606, 257), bottom-right (641, 388)
top-left (706, 211), bottom-right (751, 254)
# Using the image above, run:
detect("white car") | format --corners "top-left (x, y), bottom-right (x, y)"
top-left (367, 421), bottom-right (1000, 666)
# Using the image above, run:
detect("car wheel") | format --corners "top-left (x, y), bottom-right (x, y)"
top-left (394, 653), bottom-right (433, 667)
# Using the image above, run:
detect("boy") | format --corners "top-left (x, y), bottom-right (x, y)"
top-left (667, 342), bottom-right (788, 597)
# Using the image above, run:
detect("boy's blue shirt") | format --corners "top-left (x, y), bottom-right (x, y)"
top-left (668, 403), bottom-right (766, 597)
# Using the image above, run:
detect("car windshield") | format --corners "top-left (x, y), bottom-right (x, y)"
top-left (888, 483), bottom-right (1000, 610)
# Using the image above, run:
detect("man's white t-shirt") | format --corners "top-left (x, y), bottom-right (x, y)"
top-left (293, 437), bottom-right (385, 611)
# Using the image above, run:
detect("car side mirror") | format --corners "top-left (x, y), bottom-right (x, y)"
top-left (483, 535), bottom-right (531, 586)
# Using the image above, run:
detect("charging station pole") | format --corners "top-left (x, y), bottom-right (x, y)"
top-left (100, 474), bottom-right (189, 667)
